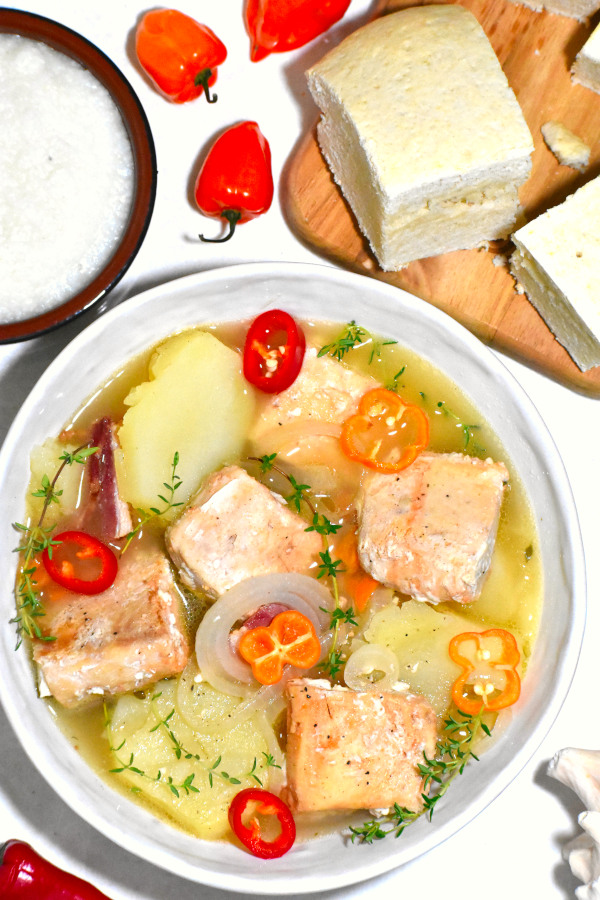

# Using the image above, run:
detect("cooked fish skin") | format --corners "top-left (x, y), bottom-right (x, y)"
top-left (357, 452), bottom-right (509, 604)
top-left (250, 345), bottom-right (378, 441)
top-left (165, 465), bottom-right (322, 597)
top-left (284, 677), bottom-right (437, 813)
top-left (33, 545), bottom-right (189, 708)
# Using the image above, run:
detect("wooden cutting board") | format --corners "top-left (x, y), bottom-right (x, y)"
top-left (284, 0), bottom-right (600, 395)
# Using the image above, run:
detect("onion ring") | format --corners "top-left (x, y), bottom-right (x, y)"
top-left (343, 641), bottom-right (401, 692)
top-left (195, 573), bottom-right (334, 699)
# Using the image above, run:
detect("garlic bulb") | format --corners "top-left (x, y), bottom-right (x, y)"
top-left (548, 748), bottom-right (600, 899)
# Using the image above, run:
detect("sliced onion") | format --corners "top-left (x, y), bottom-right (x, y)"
top-left (195, 573), bottom-right (334, 699)
top-left (343, 642), bottom-right (400, 692)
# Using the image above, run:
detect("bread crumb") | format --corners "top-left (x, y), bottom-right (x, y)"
top-left (541, 121), bottom-right (590, 171)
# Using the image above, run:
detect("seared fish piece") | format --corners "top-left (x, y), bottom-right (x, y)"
top-left (285, 678), bottom-right (437, 813)
top-left (166, 465), bottom-right (321, 597)
top-left (357, 452), bottom-right (509, 604)
top-left (34, 545), bottom-right (188, 708)
top-left (251, 345), bottom-right (377, 441)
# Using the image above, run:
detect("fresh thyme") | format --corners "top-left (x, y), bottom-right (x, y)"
top-left (317, 321), bottom-right (397, 364)
top-left (248, 454), bottom-right (349, 678)
top-left (121, 451), bottom-right (184, 552)
top-left (349, 710), bottom-right (490, 843)
top-left (11, 443), bottom-right (98, 649)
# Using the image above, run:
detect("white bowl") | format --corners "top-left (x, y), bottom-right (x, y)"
top-left (0, 261), bottom-right (586, 893)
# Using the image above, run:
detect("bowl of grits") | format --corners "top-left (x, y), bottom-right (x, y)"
top-left (0, 8), bottom-right (156, 343)
top-left (0, 262), bottom-right (586, 892)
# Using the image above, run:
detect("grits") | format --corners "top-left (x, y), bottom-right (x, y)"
top-left (0, 33), bottom-right (134, 324)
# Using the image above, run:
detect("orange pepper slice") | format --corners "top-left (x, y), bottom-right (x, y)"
top-left (340, 388), bottom-right (429, 473)
top-left (238, 610), bottom-right (321, 685)
top-left (449, 628), bottom-right (521, 715)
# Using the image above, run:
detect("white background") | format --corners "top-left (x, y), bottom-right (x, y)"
top-left (0, 1), bottom-right (598, 898)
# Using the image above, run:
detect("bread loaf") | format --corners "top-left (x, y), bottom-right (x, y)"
top-left (306, 5), bottom-right (534, 271)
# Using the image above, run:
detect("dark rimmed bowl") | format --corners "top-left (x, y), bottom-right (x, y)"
top-left (0, 8), bottom-right (157, 343)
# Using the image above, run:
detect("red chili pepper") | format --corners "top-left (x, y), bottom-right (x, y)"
top-left (195, 121), bottom-right (273, 243)
top-left (0, 840), bottom-right (111, 899)
top-left (244, 0), bottom-right (352, 61)
top-left (243, 309), bottom-right (306, 393)
top-left (449, 629), bottom-right (521, 715)
top-left (136, 9), bottom-right (227, 104)
top-left (42, 530), bottom-right (118, 595)
top-left (228, 789), bottom-right (296, 858)
top-left (340, 388), bottom-right (430, 473)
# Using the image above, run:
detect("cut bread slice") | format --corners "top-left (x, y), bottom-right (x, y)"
top-left (510, 175), bottom-right (600, 371)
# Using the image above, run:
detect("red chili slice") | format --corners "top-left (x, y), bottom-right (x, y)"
top-left (243, 309), bottom-right (305, 394)
top-left (42, 530), bottom-right (118, 595)
top-left (228, 788), bottom-right (296, 859)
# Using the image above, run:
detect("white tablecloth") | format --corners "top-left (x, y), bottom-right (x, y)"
top-left (0, 2), bottom-right (598, 898)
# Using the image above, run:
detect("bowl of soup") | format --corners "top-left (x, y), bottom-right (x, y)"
top-left (0, 262), bottom-right (585, 893)
top-left (0, 9), bottom-right (156, 343)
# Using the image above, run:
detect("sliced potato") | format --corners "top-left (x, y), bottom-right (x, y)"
top-left (107, 679), bottom-right (274, 840)
top-left (364, 601), bottom-right (474, 715)
top-left (117, 331), bottom-right (255, 512)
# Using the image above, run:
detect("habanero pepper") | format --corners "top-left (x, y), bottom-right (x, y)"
top-left (238, 609), bottom-right (321, 685)
top-left (243, 309), bottom-right (306, 394)
top-left (228, 788), bottom-right (296, 858)
top-left (194, 121), bottom-right (274, 243)
top-left (244, 0), bottom-right (352, 62)
top-left (340, 388), bottom-right (430, 473)
top-left (42, 530), bottom-right (118, 596)
top-left (0, 840), bottom-right (111, 899)
top-left (449, 628), bottom-right (521, 715)
top-left (136, 9), bottom-right (227, 104)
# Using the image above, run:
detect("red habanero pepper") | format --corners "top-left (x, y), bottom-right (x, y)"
top-left (195, 121), bottom-right (273, 243)
top-left (243, 309), bottom-right (306, 393)
top-left (449, 628), bottom-right (521, 716)
top-left (228, 789), bottom-right (296, 858)
top-left (244, 0), bottom-right (352, 62)
top-left (42, 530), bottom-right (118, 596)
top-left (0, 840), bottom-right (112, 899)
top-left (340, 388), bottom-right (430, 473)
top-left (136, 9), bottom-right (227, 104)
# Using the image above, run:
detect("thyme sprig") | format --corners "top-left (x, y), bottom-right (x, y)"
top-left (11, 443), bottom-right (98, 649)
top-left (248, 455), bottom-right (349, 678)
top-left (122, 451), bottom-right (184, 552)
top-left (318, 321), bottom-right (397, 364)
top-left (349, 710), bottom-right (490, 843)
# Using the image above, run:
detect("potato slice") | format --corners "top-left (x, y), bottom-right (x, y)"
top-left (108, 680), bottom-right (273, 840)
top-left (364, 600), bottom-right (473, 715)
top-left (117, 331), bottom-right (255, 511)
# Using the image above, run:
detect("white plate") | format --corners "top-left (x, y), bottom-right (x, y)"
top-left (0, 261), bottom-right (586, 893)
